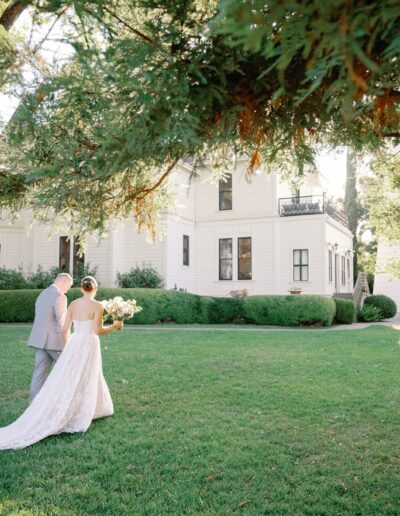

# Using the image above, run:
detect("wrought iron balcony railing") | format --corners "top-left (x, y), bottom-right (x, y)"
top-left (278, 194), bottom-right (349, 228)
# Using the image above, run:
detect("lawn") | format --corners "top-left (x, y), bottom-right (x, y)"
top-left (0, 326), bottom-right (399, 515)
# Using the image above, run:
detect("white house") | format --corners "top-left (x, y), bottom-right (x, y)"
top-left (374, 241), bottom-right (400, 313)
top-left (0, 160), bottom-right (354, 296)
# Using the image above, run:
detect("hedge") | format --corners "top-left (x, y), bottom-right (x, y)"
top-left (364, 294), bottom-right (397, 319)
top-left (0, 289), bottom-right (338, 327)
top-left (334, 298), bottom-right (356, 324)
top-left (242, 295), bottom-right (336, 326)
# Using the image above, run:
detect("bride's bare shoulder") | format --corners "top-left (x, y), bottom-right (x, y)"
top-left (93, 300), bottom-right (105, 310)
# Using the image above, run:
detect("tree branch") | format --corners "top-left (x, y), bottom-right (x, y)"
top-left (136, 157), bottom-right (181, 200)
top-left (102, 6), bottom-right (154, 44)
top-left (54, 124), bottom-right (101, 152)
top-left (0, 0), bottom-right (33, 31)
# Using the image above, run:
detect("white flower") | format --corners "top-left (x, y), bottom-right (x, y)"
top-left (102, 296), bottom-right (143, 322)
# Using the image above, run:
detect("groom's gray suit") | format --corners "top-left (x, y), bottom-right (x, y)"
top-left (28, 284), bottom-right (67, 401)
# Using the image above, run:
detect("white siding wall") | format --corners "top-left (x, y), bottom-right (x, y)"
top-left (325, 219), bottom-right (354, 294)
top-left (0, 164), bottom-right (354, 296)
top-left (164, 216), bottom-right (196, 291)
top-left (278, 216), bottom-right (325, 295)
top-left (196, 162), bottom-right (276, 222)
top-left (194, 218), bottom-right (275, 297)
top-left (374, 242), bottom-right (400, 314)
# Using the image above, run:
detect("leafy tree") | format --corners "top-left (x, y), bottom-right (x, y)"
top-left (343, 150), bottom-right (359, 280)
top-left (361, 147), bottom-right (400, 276)
top-left (1, 0), bottom-right (400, 239)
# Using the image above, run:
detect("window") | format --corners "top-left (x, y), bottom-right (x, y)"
top-left (341, 256), bottom-right (346, 285)
top-left (293, 249), bottom-right (309, 281)
top-left (183, 235), bottom-right (189, 266)
top-left (73, 238), bottom-right (85, 276)
top-left (219, 238), bottom-right (232, 280)
top-left (347, 258), bottom-right (351, 281)
top-left (238, 237), bottom-right (252, 280)
top-left (219, 175), bottom-right (232, 210)
top-left (59, 237), bottom-right (84, 275)
top-left (59, 236), bottom-right (71, 272)
top-left (328, 250), bottom-right (333, 282)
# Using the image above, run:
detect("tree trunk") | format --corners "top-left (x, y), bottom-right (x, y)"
top-left (344, 149), bottom-right (359, 283)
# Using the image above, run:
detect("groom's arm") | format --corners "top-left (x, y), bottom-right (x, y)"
top-left (54, 294), bottom-right (67, 333)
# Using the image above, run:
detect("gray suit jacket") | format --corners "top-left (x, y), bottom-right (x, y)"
top-left (27, 285), bottom-right (67, 351)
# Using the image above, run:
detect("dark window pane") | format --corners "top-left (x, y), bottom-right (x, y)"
top-left (238, 237), bottom-right (252, 280)
top-left (73, 238), bottom-right (84, 277)
top-left (219, 238), bottom-right (232, 280)
top-left (59, 237), bottom-right (70, 273)
top-left (219, 176), bottom-right (232, 210)
top-left (183, 235), bottom-right (189, 266)
top-left (293, 249), bottom-right (309, 281)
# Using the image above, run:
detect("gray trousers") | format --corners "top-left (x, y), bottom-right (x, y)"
top-left (30, 348), bottom-right (61, 402)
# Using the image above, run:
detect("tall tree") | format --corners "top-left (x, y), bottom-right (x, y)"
top-left (0, 0), bottom-right (399, 238)
top-left (344, 150), bottom-right (359, 281)
top-left (361, 148), bottom-right (400, 276)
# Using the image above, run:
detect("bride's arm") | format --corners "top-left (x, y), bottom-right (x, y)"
top-left (62, 308), bottom-right (73, 344)
top-left (94, 307), bottom-right (123, 335)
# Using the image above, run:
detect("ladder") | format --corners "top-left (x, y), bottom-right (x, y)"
top-left (353, 272), bottom-right (370, 308)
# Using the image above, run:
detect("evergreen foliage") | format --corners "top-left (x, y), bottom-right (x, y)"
top-left (334, 298), bottom-right (356, 324)
top-left (364, 294), bottom-right (397, 319)
top-left (0, 1), bottom-right (399, 238)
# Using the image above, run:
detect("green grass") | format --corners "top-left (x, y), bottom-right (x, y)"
top-left (0, 326), bottom-right (400, 515)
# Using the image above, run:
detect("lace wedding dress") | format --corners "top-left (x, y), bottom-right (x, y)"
top-left (0, 319), bottom-right (113, 450)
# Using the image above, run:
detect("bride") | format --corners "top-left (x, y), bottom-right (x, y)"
top-left (0, 276), bottom-right (122, 450)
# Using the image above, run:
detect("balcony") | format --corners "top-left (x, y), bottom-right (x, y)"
top-left (278, 194), bottom-right (349, 228)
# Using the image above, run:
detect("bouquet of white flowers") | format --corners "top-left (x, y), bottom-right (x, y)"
top-left (101, 296), bottom-right (142, 327)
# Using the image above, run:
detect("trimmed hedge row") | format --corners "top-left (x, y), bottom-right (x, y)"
top-left (242, 295), bottom-right (336, 327)
top-left (333, 298), bottom-right (356, 324)
top-left (0, 288), bottom-right (339, 327)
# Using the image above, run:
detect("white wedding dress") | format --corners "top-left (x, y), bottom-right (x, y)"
top-left (0, 319), bottom-right (113, 450)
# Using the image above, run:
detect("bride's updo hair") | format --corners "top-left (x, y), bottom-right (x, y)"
top-left (80, 276), bottom-right (98, 292)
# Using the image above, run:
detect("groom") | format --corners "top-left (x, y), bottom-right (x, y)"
top-left (27, 273), bottom-right (73, 401)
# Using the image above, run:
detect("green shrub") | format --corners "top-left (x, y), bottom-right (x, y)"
top-left (242, 295), bottom-right (336, 327)
top-left (26, 266), bottom-right (60, 289)
top-left (364, 294), bottom-right (397, 319)
top-left (357, 305), bottom-right (382, 322)
top-left (0, 266), bottom-right (27, 289)
top-left (0, 289), bottom-right (336, 326)
top-left (199, 296), bottom-right (243, 324)
top-left (334, 298), bottom-right (356, 324)
top-left (0, 290), bottom-right (40, 322)
top-left (77, 288), bottom-right (200, 324)
top-left (72, 263), bottom-right (99, 286)
top-left (116, 265), bottom-right (164, 288)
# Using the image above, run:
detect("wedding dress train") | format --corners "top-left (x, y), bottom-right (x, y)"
top-left (0, 319), bottom-right (113, 450)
